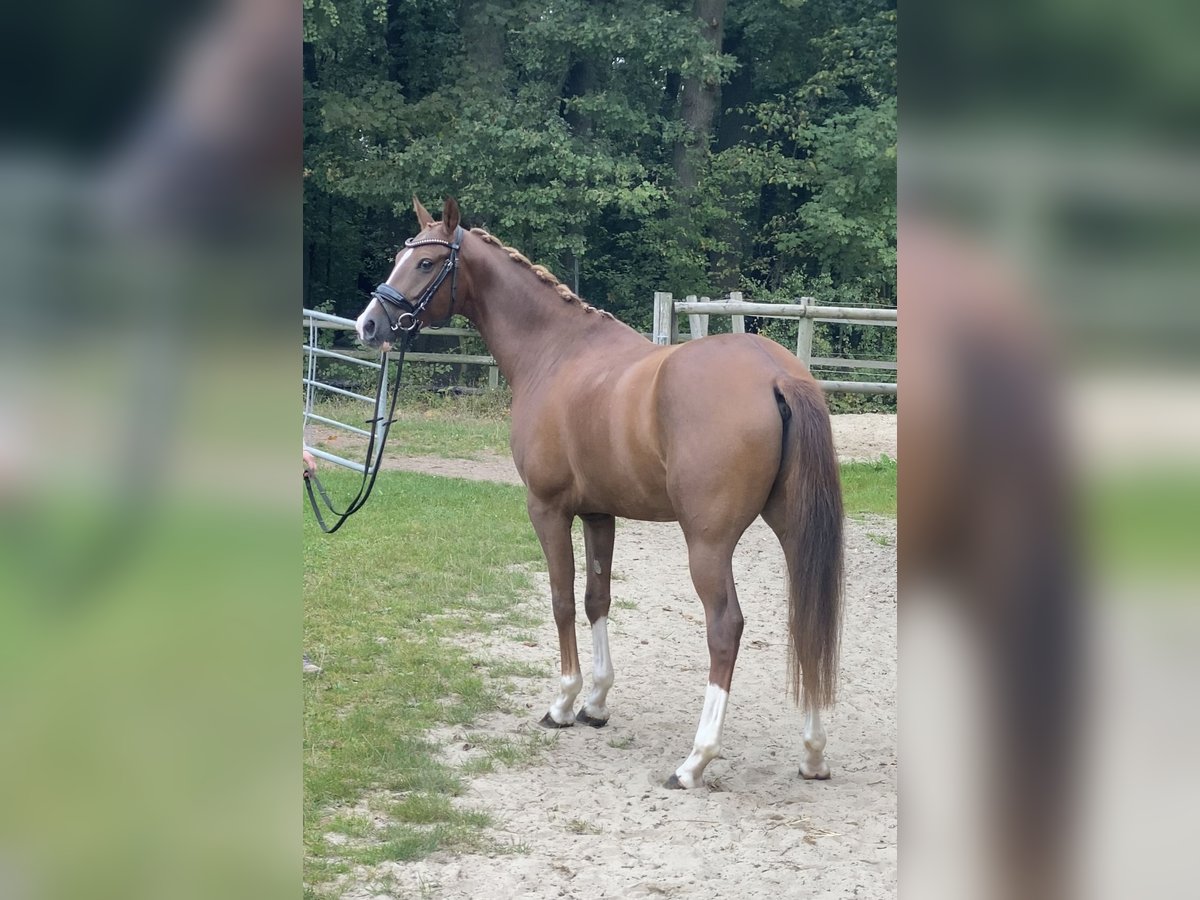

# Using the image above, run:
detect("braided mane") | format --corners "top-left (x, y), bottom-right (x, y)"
top-left (469, 227), bottom-right (615, 320)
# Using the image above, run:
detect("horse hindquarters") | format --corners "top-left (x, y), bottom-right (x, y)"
top-left (762, 375), bottom-right (844, 779)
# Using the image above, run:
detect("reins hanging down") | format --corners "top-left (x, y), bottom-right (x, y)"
top-left (303, 329), bottom-right (412, 534)
top-left (304, 225), bottom-right (463, 533)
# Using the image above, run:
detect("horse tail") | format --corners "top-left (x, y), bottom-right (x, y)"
top-left (772, 376), bottom-right (844, 709)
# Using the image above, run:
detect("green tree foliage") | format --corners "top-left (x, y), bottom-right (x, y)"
top-left (304, 0), bottom-right (895, 340)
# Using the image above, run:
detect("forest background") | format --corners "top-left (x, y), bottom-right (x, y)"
top-left (303, 0), bottom-right (896, 400)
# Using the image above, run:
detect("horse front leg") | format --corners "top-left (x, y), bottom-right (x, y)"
top-left (576, 513), bottom-right (616, 727)
top-left (528, 500), bottom-right (582, 727)
top-left (667, 538), bottom-right (744, 789)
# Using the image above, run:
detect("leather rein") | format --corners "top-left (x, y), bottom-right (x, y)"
top-left (304, 225), bottom-right (464, 533)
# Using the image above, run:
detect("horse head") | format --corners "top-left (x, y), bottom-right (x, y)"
top-left (356, 196), bottom-right (465, 349)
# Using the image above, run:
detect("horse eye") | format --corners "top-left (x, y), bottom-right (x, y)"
top-left (419, 258), bottom-right (433, 270)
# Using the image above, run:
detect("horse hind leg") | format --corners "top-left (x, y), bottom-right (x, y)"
top-left (666, 537), bottom-right (744, 789)
top-left (799, 698), bottom-right (831, 780)
top-left (528, 501), bottom-right (582, 728)
top-left (576, 513), bottom-right (615, 728)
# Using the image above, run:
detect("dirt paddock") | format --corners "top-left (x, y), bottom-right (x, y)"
top-left (336, 414), bottom-right (896, 899)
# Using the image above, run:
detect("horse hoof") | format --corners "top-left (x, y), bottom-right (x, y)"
top-left (799, 764), bottom-right (831, 781)
top-left (574, 708), bottom-right (609, 728)
top-left (664, 774), bottom-right (686, 790)
top-left (538, 712), bottom-right (573, 729)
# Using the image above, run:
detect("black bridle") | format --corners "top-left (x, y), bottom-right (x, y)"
top-left (372, 225), bottom-right (465, 333)
top-left (304, 224), bottom-right (465, 533)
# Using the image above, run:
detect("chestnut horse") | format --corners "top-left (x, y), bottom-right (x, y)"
top-left (355, 197), bottom-right (844, 789)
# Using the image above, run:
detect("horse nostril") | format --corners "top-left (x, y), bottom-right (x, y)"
top-left (362, 317), bottom-right (375, 340)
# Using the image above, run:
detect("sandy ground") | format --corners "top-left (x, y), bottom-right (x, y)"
top-left (328, 414), bottom-right (897, 898)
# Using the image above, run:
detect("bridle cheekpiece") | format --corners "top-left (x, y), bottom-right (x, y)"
top-left (372, 224), bottom-right (465, 333)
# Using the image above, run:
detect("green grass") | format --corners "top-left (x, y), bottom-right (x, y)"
top-left (484, 659), bottom-right (544, 679)
top-left (304, 470), bottom-right (544, 891)
top-left (308, 394), bottom-right (511, 460)
top-left (462, 732), bottom-right (558, 770)
top-left (565, 819), bottom-right (603, 835)
top-left (840, 456), bottom-right (897, 518)
top-left (1085, 466), bottom-right (1200, 581)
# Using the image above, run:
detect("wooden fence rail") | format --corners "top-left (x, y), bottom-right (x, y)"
top-left (306, 290), bottom-right (898, 400)
top-left (652, 291), bottom-right (897, 396)
top-left (303, 310), bottom-right (501, 390)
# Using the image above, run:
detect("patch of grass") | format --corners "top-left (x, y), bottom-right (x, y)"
top-left (308, 394), bottom-right (511, 460)
top-left (867, 531), bottom-right (893, 546)
top-left (839, 456), bottom-right (897, 518)
top-left (305, 470), bottom-right (544, 887)
top-left (614, 599), bottom-right (638, 610)
top-left (463, 731), bottom-right (558, 769)
top-left (459, 757), bottom-right (495, 777)
top-left (565, 819), bottom-right (603, 835)
top-left (485, 659), bottom-right (544, 679)
top-left (354, 822), bottom-right (486, 865)
top-left (607, 734), bottom-right (635, 750)
top-left (325, 814), bottom-right (375, 839)
top-left (1085, 466), bottom-right (1200, 581)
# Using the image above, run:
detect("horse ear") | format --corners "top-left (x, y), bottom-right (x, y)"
top-left (442, 197), bottom-right (461, 232)
top-left (413, 195), bottom-right (434, 229)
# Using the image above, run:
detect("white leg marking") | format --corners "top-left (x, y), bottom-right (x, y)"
top-left (673, 684), bottom-right (729, 788)
top-left (582, 616), bottom-right (614, 720)
top-left (799, 703), bottom-right (831, 779)
top-left (547, 671), bottom-right (583, 725)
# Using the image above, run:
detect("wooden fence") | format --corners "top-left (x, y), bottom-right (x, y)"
top-left (303, 309), bottom-right (501, 390)
top-left (305, 290), bottom-right (897, 401)
top-left (303, 308), bottom-right (502, 471)
top-left (652, 291), bottom-right (897, 395)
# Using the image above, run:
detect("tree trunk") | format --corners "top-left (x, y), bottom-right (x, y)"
top-left (672, 0), bottom-right (727, 194)
top-left (660, 70), bottom-right (681, 121)
top-left (563, 57), bottom-right (597, 139)
top-left (708, 25), bottom-right (754, 292)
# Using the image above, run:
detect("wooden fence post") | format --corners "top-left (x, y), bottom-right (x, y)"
top-left (795, 297), bottom-right (814, 367)
top-left (488, 366), bottom-right (500, 391)
top-left (685, 295), bottom-right (702, 341)
top-left (729, 291), bottom-right (745, 333)
top-left (652, 292), bottom-right (676, 345)
top-left (688, 295), bottom-right (714, 340)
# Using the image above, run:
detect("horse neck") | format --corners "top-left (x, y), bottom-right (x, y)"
top-left (460, 246), bottom-right (640, 391)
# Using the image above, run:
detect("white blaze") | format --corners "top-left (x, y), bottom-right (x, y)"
top-left (356, 249), bottom-right (414, 342)
top-left (354, 299), bottom-right (377, 342)
top-left (389, 248), bottom-right (414, 277)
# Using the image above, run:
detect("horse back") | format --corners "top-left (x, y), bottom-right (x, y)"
top-left (512, 333), bottom-right (810, 521)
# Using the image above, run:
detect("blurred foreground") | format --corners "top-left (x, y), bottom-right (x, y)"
top-left (0, 2), bottom-right (298, 898)
top-left (900, 0), bottom-right (1200, 897)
